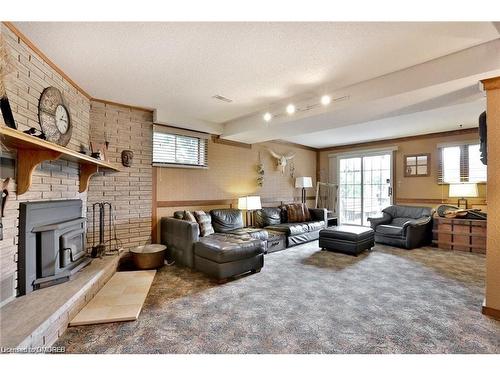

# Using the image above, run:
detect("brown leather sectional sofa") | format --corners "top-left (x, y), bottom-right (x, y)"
top-left (160, 206), bottom-right (327, 281)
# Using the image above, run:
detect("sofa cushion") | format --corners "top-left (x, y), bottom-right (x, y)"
top-left (376, 224), bottom-right (404, 237)
top-left (306, 221), bottom-right (326, 232)
top-left (390, 217), bottom-right (413, 227)
top-left (193, 210), bottom-right (215, 237)
top-left (210, 209), bottom-right (244, 233)
top-left (265, 223), bottom-right (310, 236)
top-left (226, 228), bottom-right (269, 241)
top-left (195, 234), bottom-right (265, 263)
top-left (254, 208), bottom-right (281, 227)
top-left (383, 205), bottom-right (434, 220)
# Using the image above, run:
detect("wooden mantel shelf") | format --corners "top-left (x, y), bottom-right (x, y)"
top-left (1, 126), bottom-right (120, 194)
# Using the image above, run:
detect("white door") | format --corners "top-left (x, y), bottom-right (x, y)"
top-left (338, 153), bottom-right (392, 226)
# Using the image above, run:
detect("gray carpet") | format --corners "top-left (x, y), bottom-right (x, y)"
top-left (56, 242), bottom-right (500, 353)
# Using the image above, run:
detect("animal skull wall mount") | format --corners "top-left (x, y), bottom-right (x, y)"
top-left (268, 149), bottom-right (296, 175)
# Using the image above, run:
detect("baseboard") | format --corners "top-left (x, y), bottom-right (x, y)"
top-left (482, 301), bottom-right (500, 320)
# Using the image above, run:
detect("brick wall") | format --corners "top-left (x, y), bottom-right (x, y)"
top-left (0, 24), bottom-right (90, 305)
top-left (0, 25), bottom-right (153, 308)
top-left (87, 101), bottom-right (153, 252)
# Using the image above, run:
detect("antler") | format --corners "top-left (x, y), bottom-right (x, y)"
top-left (268, 148), bottom-right (281, 160)
top-left (284, 152), bottom-right (295, 160)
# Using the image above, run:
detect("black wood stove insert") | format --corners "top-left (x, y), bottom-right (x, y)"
top-left (18, 199), bottom-right (91, 295)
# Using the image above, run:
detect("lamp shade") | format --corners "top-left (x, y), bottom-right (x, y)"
top-left (237, 196), bottom-right (262, 210)
top-left (448, 183), bottom-right (478, 198)
top-left (295, 177), bottom-right (313, 188)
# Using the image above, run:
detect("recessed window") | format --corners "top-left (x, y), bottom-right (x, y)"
top-left (438, 143), bottom-right (486, 183)
top-left (153, 125), bottom-right (208, 168)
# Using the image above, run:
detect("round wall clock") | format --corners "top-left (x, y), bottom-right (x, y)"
top-left (38, 87), bottom-right (72, 146)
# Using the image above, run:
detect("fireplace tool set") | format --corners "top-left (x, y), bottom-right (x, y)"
top-left (90, 202), bottom-right (123, 258)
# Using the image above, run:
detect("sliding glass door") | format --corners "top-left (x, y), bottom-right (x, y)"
top-left (338, 152), bottom-right (392, 226)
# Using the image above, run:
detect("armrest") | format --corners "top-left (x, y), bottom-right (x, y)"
top-left (404, 216), bottom-right (433, 248)
top-left (160, 217), bottom-right (199, 268)
top-left (402, 216), bottom-right (432, 228)
top-left (308, 208), bottom-right (327, 226)
top-left (367, 213), bottom-right (392, 229)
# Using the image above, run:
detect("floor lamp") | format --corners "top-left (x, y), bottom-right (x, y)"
top-left (295, 177), bottom-right (312, 204)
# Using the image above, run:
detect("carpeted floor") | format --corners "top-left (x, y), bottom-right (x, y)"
top-left (56, 242), bottom-right (500, 353)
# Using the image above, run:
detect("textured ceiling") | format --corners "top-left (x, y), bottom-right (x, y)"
top-left (12, 22), bottom-right (500, 147)
top-left (14, 22), bottom-right (500, 122)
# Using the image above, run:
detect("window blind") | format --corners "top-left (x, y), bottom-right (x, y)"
top-left (437, 143), bottom-right (486, 183)
top-left (153, 125), bottom-right (209, 168)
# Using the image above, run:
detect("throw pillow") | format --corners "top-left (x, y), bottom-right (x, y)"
top-left (286, 203), bottom-right (305, 222)
top-left (173, 211), bottom-right (184, 219)
top-left (193, 210), bottom-right (215, 237)
top-left (183, 210), bottom-right (200, 236)
top-left (183, 210), bottom-right (197, 223)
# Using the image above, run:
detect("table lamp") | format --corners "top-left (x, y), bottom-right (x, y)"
top-left (238, 195), bottom-right (262, 226)
top-left (448, 183), bottom-right (478, 209)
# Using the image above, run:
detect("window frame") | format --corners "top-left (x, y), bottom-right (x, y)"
top-left (437, 142), bottom-right (487, 184)
top-left (152, 125), bottom-right (209, 169)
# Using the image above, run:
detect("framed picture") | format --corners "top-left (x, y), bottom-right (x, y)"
top-left (404, 153), bottom-right (430, 177)
top-left (90, 141), bottom-right (107, 161)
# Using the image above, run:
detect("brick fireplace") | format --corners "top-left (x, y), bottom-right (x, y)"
top-left (0, 23), bottom-right (153, 307)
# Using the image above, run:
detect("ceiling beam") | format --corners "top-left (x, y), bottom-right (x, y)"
top-left (221, 38), bottom-right (500, 144)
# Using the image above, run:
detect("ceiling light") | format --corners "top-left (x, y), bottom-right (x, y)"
top-left (286, 104), bottom-right (295, 115)
top-left (321, 95), bottom-right (331, 106)
top-left (263, 112), bottom-right (272, 122)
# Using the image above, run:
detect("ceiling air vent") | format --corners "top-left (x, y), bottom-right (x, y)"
top-left (332, 95), bottom-right (350, 102)
top-left (212, 95), bottom-right (233, 103)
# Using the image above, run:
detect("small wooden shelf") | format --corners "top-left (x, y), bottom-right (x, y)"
top-left (1, 126), bottom-right (120, 195)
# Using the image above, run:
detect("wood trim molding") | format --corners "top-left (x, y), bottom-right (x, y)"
top-left (212, 136), bottom-right (252, 149)
top-left (91, 98), bottom-right (153, 113)
top-left (2, 22), bottom-right (92, 100)
top-left (152, 167), bottom-right (158, 242)
top-left (270, 139), bottom-right (318, 152)
top-left (482, 301), bottom-right (500, 320)
top-left (319, 128), bottom-right (479, 153)
top-left (155, 196), bottom-right (316, 208)
top-left (316, 150), bottom-right (320, 182)
top-left (396, 197), bottom-right (487, 205)
top-left (157, 199), bottom-right (236, 208)
top-left (481, 76), bottom-right (500, 91)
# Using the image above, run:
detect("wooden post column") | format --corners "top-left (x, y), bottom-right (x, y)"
top-left (482, 76), bottom-right (500, 319)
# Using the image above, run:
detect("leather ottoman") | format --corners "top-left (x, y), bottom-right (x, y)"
top-left (194, 234), bottom-right (265, 281)
top-left (319, 225), bottom-right (374, 256)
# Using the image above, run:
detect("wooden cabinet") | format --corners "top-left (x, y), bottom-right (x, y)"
top-left (432, 216), bottom-right (486, 254)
